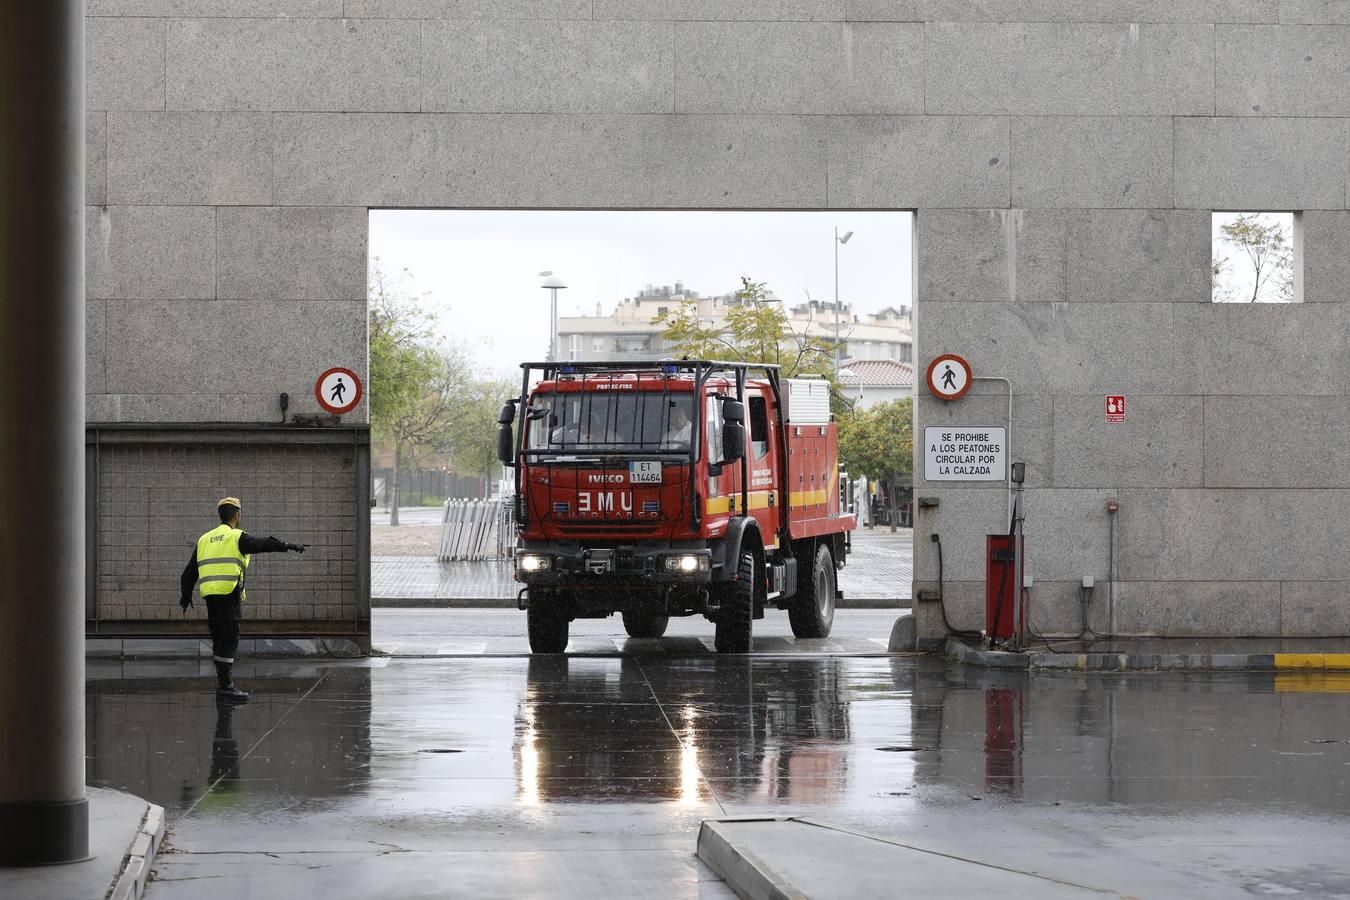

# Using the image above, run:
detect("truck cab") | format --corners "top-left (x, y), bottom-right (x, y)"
top-left (498, 360), bottom-right (855, 654)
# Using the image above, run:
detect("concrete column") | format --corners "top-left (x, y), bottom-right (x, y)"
top-left (0, 0), bottom-right (88, 865)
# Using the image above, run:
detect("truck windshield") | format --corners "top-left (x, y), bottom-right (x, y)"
top-left (527, 391), bottom-right (695, 453)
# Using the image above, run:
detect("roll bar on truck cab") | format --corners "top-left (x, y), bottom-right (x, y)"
top-left (496, 359), bottom-right (856, 654)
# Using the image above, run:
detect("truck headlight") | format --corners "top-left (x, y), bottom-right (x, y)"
top-left (664, 554), bottom-right (708, 573)
top-left (518, 554), bottom-right (551, 573)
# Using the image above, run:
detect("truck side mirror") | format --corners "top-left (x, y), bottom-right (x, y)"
top-left (721, 422), bottom-right (745, 462)
top-left (497, 401), bottom-right (516, 425)
top-left (722, 399), bottom-right (745, 424)
top-left (496, 423), bottom-right (515, 466)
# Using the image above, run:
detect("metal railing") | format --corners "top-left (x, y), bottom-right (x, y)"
top-left (438, 498), bottom-right (516, 562)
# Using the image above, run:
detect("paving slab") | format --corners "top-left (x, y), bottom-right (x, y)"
top-left (0, 787), bottom-right (163, 900)
top-left (699, 817), bottom-right (1104, 899)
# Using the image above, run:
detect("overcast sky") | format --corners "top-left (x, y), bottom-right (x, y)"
top-left (368, 210), bottom-right (915, 377)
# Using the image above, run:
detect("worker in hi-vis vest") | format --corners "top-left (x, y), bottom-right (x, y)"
top-left (179, 497), bottom-right (307, 700)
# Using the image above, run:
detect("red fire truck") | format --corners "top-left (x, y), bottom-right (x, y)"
top-left (497, 359), bottom-right (856, 654)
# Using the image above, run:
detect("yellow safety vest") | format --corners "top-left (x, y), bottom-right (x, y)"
top-left (195, 524), bottom-right (251, 601)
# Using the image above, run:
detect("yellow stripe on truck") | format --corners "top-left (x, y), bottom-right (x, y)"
top-left (788, 488), bottom-right (829, 506)
top-left (705, 491), bottom-right (778, 515)
top-left (709, 486), bottom-right (839, 509)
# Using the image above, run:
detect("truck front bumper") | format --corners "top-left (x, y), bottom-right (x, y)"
top-left (515, 546), bottom-right (713, 586)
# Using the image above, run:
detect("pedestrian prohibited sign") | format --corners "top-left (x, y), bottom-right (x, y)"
top-left (316, 367), bottom-right (362, 415)
top-left (926, 354), bottom-right (972, 401)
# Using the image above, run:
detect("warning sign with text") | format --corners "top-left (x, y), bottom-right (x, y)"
top-left (924, 426), bottom-right (1006, 482)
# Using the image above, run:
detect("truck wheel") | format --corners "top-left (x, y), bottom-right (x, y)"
top-left (789, 544), bottom-right (836, 639)
top-left (528, 601), bottom-right (570, 654)
top-left (714, 553), bottom-right (755, 654)
top-left (622, 610), bottom-right (669, 639)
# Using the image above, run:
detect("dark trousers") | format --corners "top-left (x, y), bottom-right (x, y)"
top-left (206, 595), bottom-right (242, 664)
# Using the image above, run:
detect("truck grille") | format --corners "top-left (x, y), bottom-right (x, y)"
top-left (555, 521), bottom-right (659, 535)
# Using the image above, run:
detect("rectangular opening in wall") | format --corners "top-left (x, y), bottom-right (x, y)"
top-left (1212, 212), bottom-right (1301, 303)
top-left (364, 210), bottom-right (917, 600)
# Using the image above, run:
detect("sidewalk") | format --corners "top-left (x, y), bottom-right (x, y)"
top-left (948, 636), bottom-right (1350, 673)
top-left (371, 527), bottom-right (913, 607)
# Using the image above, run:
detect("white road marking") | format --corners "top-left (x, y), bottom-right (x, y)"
top-left (436, 641), bottom-right (488, 655)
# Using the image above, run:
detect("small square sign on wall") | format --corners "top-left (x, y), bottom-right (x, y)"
top-left (1106, 395), bottom-right (1126, 423)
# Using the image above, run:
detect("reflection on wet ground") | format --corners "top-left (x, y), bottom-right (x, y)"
top-left (86, 657), bottom-right (1350, 898)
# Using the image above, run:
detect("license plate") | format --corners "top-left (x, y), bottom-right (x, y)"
top-left (630, 461), bottom-right (662, 484)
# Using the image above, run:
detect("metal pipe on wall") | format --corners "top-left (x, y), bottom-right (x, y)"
top-left (0, 0), bottom-right (89, 865)
top-left (971, 376), bottom-right (1014, 520)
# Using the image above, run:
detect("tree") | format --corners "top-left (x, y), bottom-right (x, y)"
top-left (653, 277), bottom-right (843, 382)
top-left (1213, 213), bottom-right (1294, 303)
top-left (368, 261), bottom-right (457, 525)
top-left (837, 398), bottom-right (913, 532)
top-left (447, 375), bottom-right (517, 482)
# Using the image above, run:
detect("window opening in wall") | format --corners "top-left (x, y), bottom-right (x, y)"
top-left (1212, 212), bottom-right (1300, 303)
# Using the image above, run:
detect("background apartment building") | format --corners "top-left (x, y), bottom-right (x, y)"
top-left (556, 282), bottom-right (913, 367)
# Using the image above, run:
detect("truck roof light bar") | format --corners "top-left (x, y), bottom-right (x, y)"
top-left (519, 359), bottom-right (781, 373)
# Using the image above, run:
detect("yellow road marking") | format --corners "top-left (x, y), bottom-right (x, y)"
top-left (1275, 653), bottom-right (1327, 669)
top-left (1275, 672), bottom-right (1350, 693)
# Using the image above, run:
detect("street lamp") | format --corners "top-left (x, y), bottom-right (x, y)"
top-left (833, 229), bottom-right (853, 372)
top-left (540, 271), bottom-right (567, 361)
top-left (837, 367), bottom-right (858, 407)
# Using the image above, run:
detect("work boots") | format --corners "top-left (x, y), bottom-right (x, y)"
top-left (215, 661), bottom-right (250, 701)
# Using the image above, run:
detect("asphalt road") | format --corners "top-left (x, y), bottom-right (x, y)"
top-left (372, 607), bottom-right (906, 656)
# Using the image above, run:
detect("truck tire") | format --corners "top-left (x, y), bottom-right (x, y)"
top-left (714, 552), bottom-right (755, 654)
top-left (528, 600), bottom-right (570, 654)
top-left (789, 543), bottom-right (836, 639)
top-left (622, 610), bottom-right (669, 639)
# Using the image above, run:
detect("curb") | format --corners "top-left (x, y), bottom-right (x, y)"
top-left (697, 818), bottom-right (807, 900)
top-left (87, 637), bottom-right (366, 660)
top-left (109, 803), bottom-right (164, 900)
top-left (372, 597), bottom-right (517, 609)
top-left (839, 597), bottom-right (909, 610)
top-left (371, 597), bottom-right (910, 610)
top-left (946, 638), bottom-right (1028, 669)
top-left (947, 639), bottom-right (1350, 673)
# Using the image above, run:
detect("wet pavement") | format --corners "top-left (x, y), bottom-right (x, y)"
top-left (371, 506), bottom-right (446, 527)
top-left (371, 556), bottom-right (518, 601)
top-left (371, 608), bottom-right (904, 656)
top-left (371, 525), bottom-right (913, 604)
top-left (84, 652), bottom-right (1350, 898)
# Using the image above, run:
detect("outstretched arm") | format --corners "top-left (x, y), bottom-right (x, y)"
top-left (239, 533), bottom-right (306, 554)
top-left (180, 550), bottom-right (198, 610)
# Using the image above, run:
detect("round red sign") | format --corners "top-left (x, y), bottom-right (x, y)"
top-left (316, 367), bottom-right (362, 415)
top-left (925, 354), bottom-right (973, 401)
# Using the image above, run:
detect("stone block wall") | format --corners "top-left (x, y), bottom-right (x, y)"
top-left (85, 1), bottom-right (1350, 641)
top-left (87, 428), bottom-right (370, 642)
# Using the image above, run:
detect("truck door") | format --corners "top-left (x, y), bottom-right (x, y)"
top-left (745, 389), bottom-right (783, 550)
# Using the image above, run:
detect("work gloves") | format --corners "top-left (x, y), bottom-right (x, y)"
top-left (180, 595), bottom-right (193, 613)
top-left (286, 543), bottom-right (308, 553)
